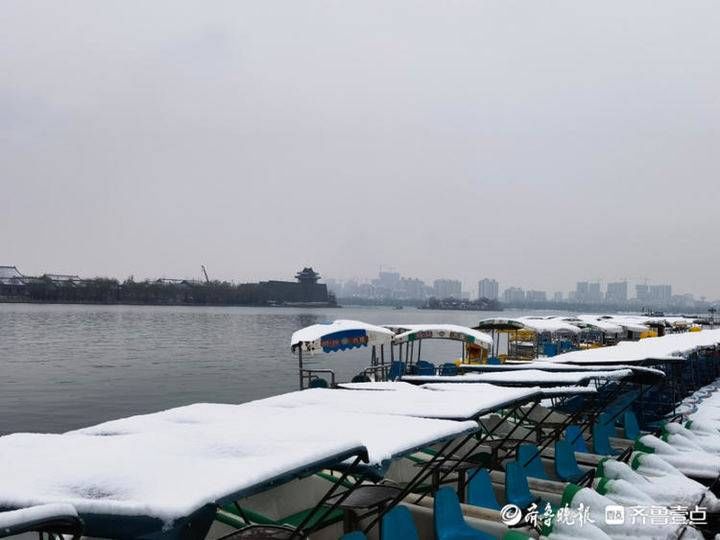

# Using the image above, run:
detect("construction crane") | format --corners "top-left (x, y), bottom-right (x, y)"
top-left (201, 265), bottom-right (210, 283)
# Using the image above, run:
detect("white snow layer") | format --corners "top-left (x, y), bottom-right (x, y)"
top-left (0, 503), bottom-right (78, 529)
top-left (255, 386), bottom-right (540, 419)
top-left (402, 369), bottom-right (632, 385)
top-left (550, 328), bottom-right (720, 364)
top-left (0, 401), bottom-right (475, 525)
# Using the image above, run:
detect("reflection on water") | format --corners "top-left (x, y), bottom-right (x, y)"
top-left (0, 303), bottom-right (533, 433)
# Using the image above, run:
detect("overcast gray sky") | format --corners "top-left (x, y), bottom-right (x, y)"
top-left (1, 1), bottom-right (719, 298)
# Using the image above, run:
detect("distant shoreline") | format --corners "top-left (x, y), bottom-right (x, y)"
top-left (0, 298), bottom-right (338, 309)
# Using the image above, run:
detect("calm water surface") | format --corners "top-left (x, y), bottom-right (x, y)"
top-left (0, 303), bottom-right (539, 433)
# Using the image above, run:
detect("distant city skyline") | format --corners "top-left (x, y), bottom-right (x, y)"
top-left (5, 259), bottom-right (716, 307)
top-left (323, 268), bottom-right (718, 308)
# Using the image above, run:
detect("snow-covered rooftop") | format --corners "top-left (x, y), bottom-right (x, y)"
top-left (475, 317), bottom-right (581, 334)
top-left (517, 317), bottom-right (582, 334)
top-left (421, 383), bottom-right (597, 397)
top-left (549, 329), bottom-right (720, 364)
top-left (384, 324), bottom-right (493, 348)
top-left (0, 401), bottom-right (476, 531)
top-left (401, 368), bottom-right (631, 386)
top-left (0, 503), bottom-right (78, 531)
top-left (458, 361), bottom-right (664, 377)
top-left (256, 386), bottom-right (540, 421)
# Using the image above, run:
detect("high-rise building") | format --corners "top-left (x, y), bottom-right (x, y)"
top-left (575, 282), bottom-right (589, 302)
top-left (399, 277), bottom-right (427, 300)
top-left (606, 281), bottom-right (628, 304)
top-left (478, 278), bottom-right (499, 300)
top-left (553, 291), bottom-right (564, 302)
top-left (502, 287), bottom-right (525, 303)
top-left (576, 281), bottom-right (602, 303)
top-left (636, 284), bottom-right (649, 302)
top-left (526, 290), bottom-right (547, 302)
top-left (649, 285), bottom-right (672, 303)
top-left (587, 282), bottom-right (602, 303)
top-left (433, 279), bottom-right (462, 299)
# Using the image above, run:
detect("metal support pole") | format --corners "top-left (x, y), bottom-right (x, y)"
top-left (298, 349), bottom-right (304, 390)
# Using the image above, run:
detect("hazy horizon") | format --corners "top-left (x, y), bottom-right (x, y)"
top-left (2, 1), bottom-right (719, 298)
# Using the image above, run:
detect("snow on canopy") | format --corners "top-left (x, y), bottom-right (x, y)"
top-left (0, 503), bottom-right (78, 530)
top-left (457, 361), bottom-right (663, 377)
top-left (256, 386), bottom-right (541, 420)
top-left (579, 315), bottom-right (648, 333)
top-left (401, 368), bottom-right (631, 386)
top-left (572, 315), bottom-right (625, 335)
top-left (548, 328), bottom-right (720, 364)
top-left (517, 317), bottom-right (582, 334)
top-left (0, 402), bottom-right (475, 526)
top-left (290, 319), bottom-right (394, 353)
top-left (475, 317), bottom-right (581, 334)
top-left (421, 382), bottom-right (597, 397)
top-left (337, 381), bottom-right (422, 391)
top-left (384, 324), bottom-right (492, 348)
top-left (337, 379), bottom-right (595, 397)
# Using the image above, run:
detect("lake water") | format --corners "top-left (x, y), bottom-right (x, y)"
top-left (0, 303), bottom-right (541, 433)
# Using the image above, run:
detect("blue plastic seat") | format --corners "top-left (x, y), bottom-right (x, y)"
top-left (381, 505), bottom-right (419, 540)
top-left (342, 532), bottom-right (367, 540)
top-left (543, 343), bottom-right (558, 357)
top-left (487, 356), bottom-right (501, 365)
top-left (554, 440), bottom-right (585, 483)
top-left (440, 363), bottom-right (459, 376)
top-left (416, 361), bottom-right (436, 376)
top-left (388, 361), bottom-right (405, 381)
top-left (623, 410), bottom-right (641, 440)
top-left (466, 469), bottom-right (501, 510)
top-left (309, 377), bottom-right (329, 388)
top-left (504, 462), bottom-right (536, 510)
top-left (565, 425), bottom-right (589, 453)
top-left (434, 487), bottom-right (494, 540)
top-left (517, 443), bottom-right (549, 480)
top-left (592, 413), bottom-right (620, 456)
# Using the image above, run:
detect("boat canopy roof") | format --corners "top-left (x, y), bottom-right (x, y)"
top-left (387, 324), bottom-right (492, 348)
top-left (0, 503), bottom-right (79, 531)
top-left (549, 329), bottom-right (720, 364)
top-left (401, 368), bottom-right (632, 387)
top-left (458, 361), bottom-right (664, 378)
top-left (517, 317), bottom-right (582, 334)
top-left (593, 316), bottom-right (649, 333)
top-left (258, 386), bottom-right (541, 421)
top-left (291, 319), bottom-right (394, 353)
top-left (475, 317), bottom-right (581, 334)
top-left (475, 318), bottom-right (526, 331)
top-left (0, 399), bottom-right (477, 534)
top-left (569, 315), bottom-right (625, 335)
top-left (422, 383), bottom-right (597, 398)
top-left (0, 404), bottom-right (368, 531)
top-left (340, 380), bottom-right (596, 398)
